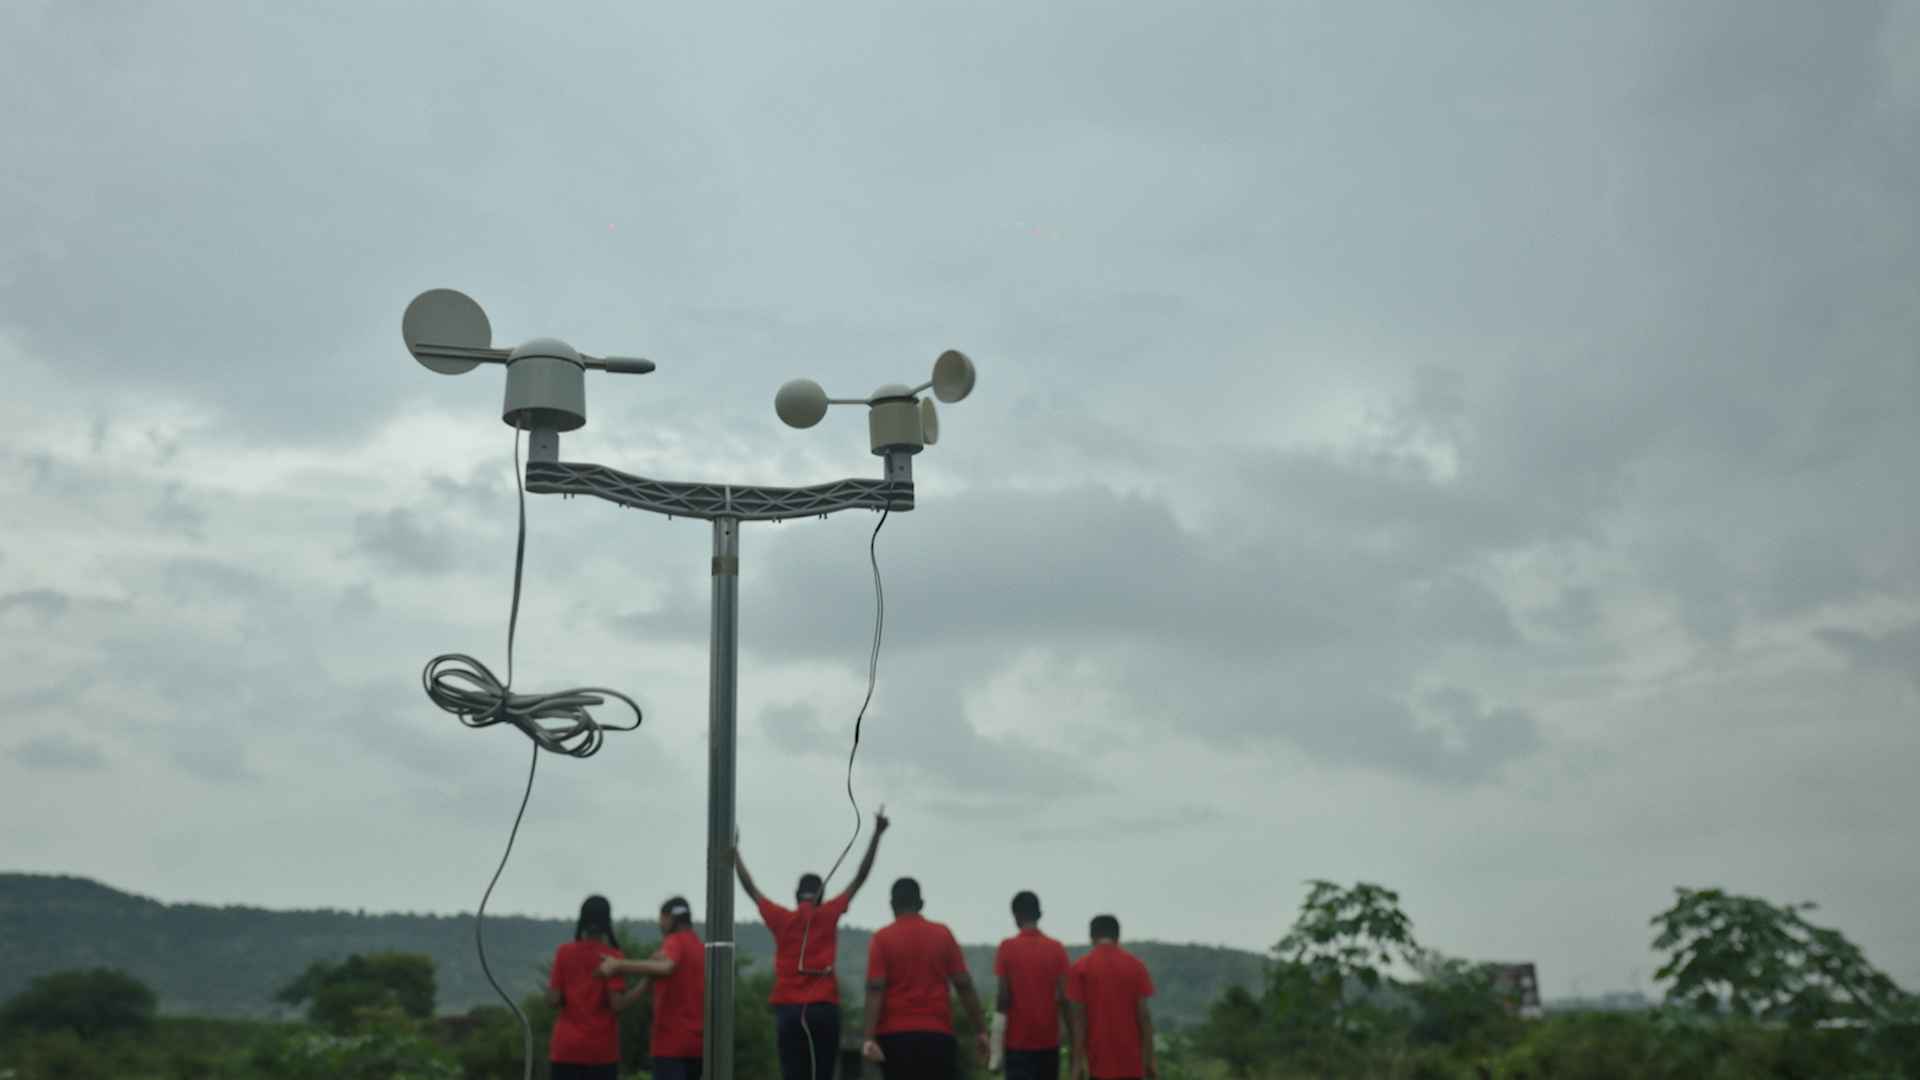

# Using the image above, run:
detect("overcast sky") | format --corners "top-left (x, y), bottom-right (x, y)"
top-left (3, 0), bottom-right (1918, 1000)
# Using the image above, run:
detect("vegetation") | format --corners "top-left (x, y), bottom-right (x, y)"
top-left (0, 874), bottom-right (1256, 1026)
top-left (1158, 882), bottom-right (1920, 1079)
top-left (276, 951), bottom-right (437, 1033)
top-left (3, 876), bottom-right (1915, 1077)
top-left (0, 968), bottom-right (156, 1041)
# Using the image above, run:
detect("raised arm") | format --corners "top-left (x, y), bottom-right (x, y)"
top-left (733, 844), bottom-right (766, 905)
top-left (835, 807), bottom-right (890, 904)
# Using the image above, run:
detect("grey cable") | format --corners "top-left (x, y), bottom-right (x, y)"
top-left (422, 425), bottom-right (643, 1080)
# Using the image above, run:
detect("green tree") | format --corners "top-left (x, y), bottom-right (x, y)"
top-left (1403, 949), bottom-right (1517, 1057)
top-left (1275, 880), bottom-right (1420, 1001)
top-left (1650, 887), bottom-right (1914, 1027)
top-left (1193, 984), bottom-right (1270, 1077)
top-left (0, 967), bottom-right (158, 1038)
top-left (276, 952), bottom-right (438, 1033)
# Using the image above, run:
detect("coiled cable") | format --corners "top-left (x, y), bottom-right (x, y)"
top-left (421, 424), bottom-right (643, 1080)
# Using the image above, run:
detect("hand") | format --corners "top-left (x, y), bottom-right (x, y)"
top-left (874, 805), bottom-right (891, 835)
top-left (595, 957), bottom-right (621, 978)
top-left (974, 1031), bottom-right (991, 1064)
top-left (862, 1038), bottom-right (885, 1063)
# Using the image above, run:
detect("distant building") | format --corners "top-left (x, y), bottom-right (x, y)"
top-left (1487, 963), bottom-right (1542, 1019)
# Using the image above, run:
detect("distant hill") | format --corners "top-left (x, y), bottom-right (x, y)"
top-left (0, 873), bottom-right (1266, 1027)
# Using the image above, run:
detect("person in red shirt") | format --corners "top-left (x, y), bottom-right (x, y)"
top-left (547, 895), bottom-right (647, 1080)
top-left (599, 896), bottom-right (706, 1080)
top-left (735, 808), bottom-right (891, 1080)
top-left (861, 877), bottom-right (990, 1079)
top-left (1066, 914), bottom-right (1155, 1080)
top-left (994, 890), bottom-right (1073, 1080)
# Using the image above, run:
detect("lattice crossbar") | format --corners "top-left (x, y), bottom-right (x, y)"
top-left (525, 461), bottom-right (914, 521)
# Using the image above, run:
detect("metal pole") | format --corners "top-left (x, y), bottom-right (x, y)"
top-left (704, 516), bottom-right (739, 1080)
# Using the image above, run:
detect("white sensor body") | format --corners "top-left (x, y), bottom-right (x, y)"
top-left (867, 384), bottom-right (923, 455)
top-left (503, 338), bottom-right (587, 431)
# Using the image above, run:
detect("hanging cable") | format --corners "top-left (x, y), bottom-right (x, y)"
top-left (796, 494), bottom-right (891, 1080)
top-left (421, 424), bottom-right (644, 1080)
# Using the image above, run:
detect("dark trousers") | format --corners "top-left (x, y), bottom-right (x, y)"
top-left (876, 1031), bottom-right (955, 1080)
top-left (1003, 1048), bottom-right (1060, 1080)
top-left (775, 1002), bottom-right (840, 1080)
top-left (550, 1065), bottom-right (618, 1080)
top-left (652, 1056), bottom-right (704, 1080)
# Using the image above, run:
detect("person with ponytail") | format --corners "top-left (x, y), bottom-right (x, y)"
top-left (546, 895), bottom-right (645, 1080)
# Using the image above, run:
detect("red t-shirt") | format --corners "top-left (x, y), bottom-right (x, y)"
top-left (1066, 943), bottom-right (1154, 1079)
top-left (995, 927), bottom-right (1070, 1051)
top-left (548, 939), bottom-right (627, 1065)
top-left (649, 928), bottom-right (706, 1059)
top-left (867, 913), bottom-right (969, 1036)
top-left (758, 893), bottom-right (851, 1005)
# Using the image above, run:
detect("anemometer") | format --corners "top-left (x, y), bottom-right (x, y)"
top-left (402, 288), bottom-right (977, 1080)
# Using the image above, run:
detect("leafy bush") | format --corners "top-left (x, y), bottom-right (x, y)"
top-left (276, 952), bottom-right (437, 1033)
top-left (0, 968), bottom-right (157, 1039)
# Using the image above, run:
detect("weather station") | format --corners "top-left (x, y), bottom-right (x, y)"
top-left (401, 287), bottom-right (978, 1080)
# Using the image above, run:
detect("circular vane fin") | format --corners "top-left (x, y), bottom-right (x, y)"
top-left (403, 289), bottom-right (492, 374)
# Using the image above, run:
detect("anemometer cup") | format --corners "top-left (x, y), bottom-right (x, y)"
top-left (503, 338), bottom-right (587, 432)
top-left (776, 349), bottom-right (975, 455)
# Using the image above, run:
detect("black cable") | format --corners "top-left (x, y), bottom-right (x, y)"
top-left (421, 425), bottom-right (643, 1080)
top-left (477, 742), bottom-right (538, 1080)
top-left (820, 500), bottom-right (891, 894)
top-left (798, 498), bottom-right (891, 1080)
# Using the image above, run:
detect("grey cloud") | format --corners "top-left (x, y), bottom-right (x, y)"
top-left (878, 709), bottom-right (1097, 798)
top-left (1281, 685), bottom-right (1542, 788)
top-left (0, 678), bottom-right (86, 714)
top-left (1765, 542), bottom-right (1874, 618)
top-left (618, 484), bottom-right (1354, 664)
top-left (158, 557), bottom-right (277, 606)
top-left (428, 466), bottom-right (509, 512)
top-left (1016, 804), bottom-right (1222, 844)
top-left (9, 735), bottom-right (107, 771)
top-left (335, 582), bottom-right (378, 620)
top-left (761, 702), bottom-right (840, 758)
top-left (1533, 587), bottom-right (1602, 639)
top-left (807, 657), bottom-right (1101, 799)
top-left (1817, 622), bottom-right (1920, 690)
top-left (0, 588), bottom-right (71, 621)
top-left (170, 739), bottom-right (255, 785)
top-left (352, 508), bottom-right (461, 577)
top-left (148, 483), bottom-right (208, 539)
top-left (609, 474), bottom-right (1549, 784)
top-left (1407, 575), bottom-right (1521, 649)
top-left (1642, 540), bottom-right (1743, 646)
